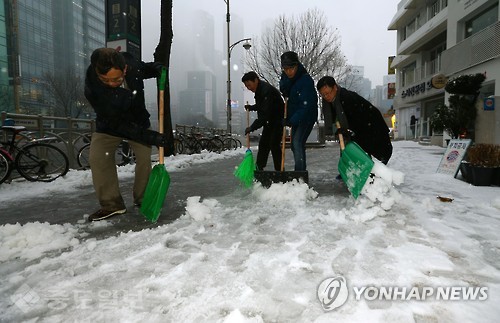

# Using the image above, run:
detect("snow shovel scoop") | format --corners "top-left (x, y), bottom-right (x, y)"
top-left (140, 67), bottom-right (171, 222)
top-left (234, 105), bottom-right (255, 188)
top-left (336, 121), bottom-right (374, 199)
top-left (254, 99), bottom-right (308, 188)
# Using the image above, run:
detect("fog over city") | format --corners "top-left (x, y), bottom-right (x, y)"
top-left (138, 0), bottom-right (400, 130)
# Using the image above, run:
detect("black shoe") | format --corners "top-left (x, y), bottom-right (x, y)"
top-left (134, 202), bottom-right (141, 207)
top-left (88, 208), bottom-right (126, 221)
top-left (335, 174), bottom-right (343, 181)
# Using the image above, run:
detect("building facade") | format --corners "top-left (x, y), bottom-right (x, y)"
top-left (3, 0), bottom-right (105, 115)
top-left (389, 0), bottom-right (499, 145)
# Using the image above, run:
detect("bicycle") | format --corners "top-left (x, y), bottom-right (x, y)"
top-left (77, 140), bottom-right (136, 169)
top-left (0, 126), bottom-right (70, 184)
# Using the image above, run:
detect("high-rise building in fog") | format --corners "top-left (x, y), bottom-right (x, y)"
top-left (171, 10), bottom-right (219, 125)
top-left (171, 9), bottom-right (248, 133)
top-left (3, 0), bottom-right (105, 115)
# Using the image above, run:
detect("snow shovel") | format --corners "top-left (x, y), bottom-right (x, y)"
top-left (336, 121), bottom-right (373, 199)
top-left (234, 106), bottom-right (255, 188)
top-left (254, 99), bottom-right (308, 188)
top-left (140, 67), bottom-right (170, 222)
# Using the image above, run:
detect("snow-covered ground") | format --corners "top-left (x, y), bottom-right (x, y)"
top-left (1, 141), bottom-right (499, 322)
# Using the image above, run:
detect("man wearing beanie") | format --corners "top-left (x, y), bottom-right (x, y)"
top-left (279, 51), bottom-right (318, 171)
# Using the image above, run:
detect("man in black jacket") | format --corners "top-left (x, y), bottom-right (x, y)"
top-left (84, 47), bottom-right (167, 221)
top-left (242, 71), bottom-right (284, 171)
top-left (316, 76), bottom-right (393, 164)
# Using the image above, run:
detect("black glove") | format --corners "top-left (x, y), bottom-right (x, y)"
top-left (244, 104), bottom-right (251, 111)
top-left (244, 127), bottom-right (252, 135)
top-left (335, 128), bottom-right (354, 141)
top-left (137, 129), bottom-right (173, 148)
top-left (152, 62), bottom-right (165, 76)
top-left (282, 119), bottom-right (291, 127)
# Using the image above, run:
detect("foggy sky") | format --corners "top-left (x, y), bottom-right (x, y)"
top-left (140, 0), bottom-right (401, 86)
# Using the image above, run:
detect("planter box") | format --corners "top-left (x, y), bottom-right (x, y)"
top-left (470, 166), bottom-right (494, 186)
top-left (494, 167), bottom-right (500, 186)
top-left (459, 161), bottom-right (472, 183)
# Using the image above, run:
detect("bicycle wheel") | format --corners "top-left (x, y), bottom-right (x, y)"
top-left (223, 137), bottom-right (240, 150)
top-left (209, 137), bottom-right (224, 153)
top-left (0, 150), bottom-right (13, 184)
top-left (174, 138), bottom-right (184, 154)
top-left (77, 143), bottom-right (91, 169)
top-left (198, 138), bottom-right (211, 151)
top-left (116, 141), bottom-right (135, 166)
top-left (15, 143), bottom-right (69, 182)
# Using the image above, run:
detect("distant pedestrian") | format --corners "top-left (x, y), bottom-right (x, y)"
top-left (317, 75), bottom-right (392, 164)
top-left (410, 115), bottom-right (417, 137)
top-left (279, 51), bottom-right (318, 171)
top-left (84, 47), bottom-right (168, 221)
top-left (242, 71), bottom-right (284, 171)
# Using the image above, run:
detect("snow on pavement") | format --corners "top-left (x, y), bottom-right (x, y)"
top-left (1, 141), bottom-right (500, 322)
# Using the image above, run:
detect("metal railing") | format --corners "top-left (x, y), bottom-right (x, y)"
top-left (442, 21), bottom-right (500, 75)
top-left (403, 118), bottom-right (431, 140)
top-left (1, 111), bottom-right (95, 168)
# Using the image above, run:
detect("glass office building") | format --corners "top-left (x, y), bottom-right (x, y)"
top-left (3, 0), bottom-right (105, 115)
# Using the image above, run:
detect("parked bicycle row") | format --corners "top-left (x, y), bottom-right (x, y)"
top-left (1, 123), bottom-right (245, 184)
top-left (0, 125), bottom-right (69, 184)
top-left (173, 131), bottom-right (242, 155)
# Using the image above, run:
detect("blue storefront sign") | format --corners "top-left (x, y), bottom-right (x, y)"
top-left (484, 97), bottom-right (495, 111)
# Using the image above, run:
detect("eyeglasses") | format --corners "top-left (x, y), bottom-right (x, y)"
top-left (96, 67), bottom-right (125, 86)
top-left (319, 86), bottom-right (336, 101)
top-left (97, 74), bottom-right (124, 85)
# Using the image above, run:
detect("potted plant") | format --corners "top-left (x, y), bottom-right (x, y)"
top-left (430, 73), bottom-right (486, 139)
top-left (463, 144), bottom-right (500, 186)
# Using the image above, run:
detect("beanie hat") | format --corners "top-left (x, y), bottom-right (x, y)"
top-left (280, 51), bottom-right (300, 68)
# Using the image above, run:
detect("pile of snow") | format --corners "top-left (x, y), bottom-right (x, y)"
top-left (1, 141), bottom-right (500, 322)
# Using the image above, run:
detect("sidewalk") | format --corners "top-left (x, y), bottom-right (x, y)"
top-left (0, 143), bottom-right (345, 239)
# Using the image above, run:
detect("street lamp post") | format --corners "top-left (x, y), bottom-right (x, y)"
top-left (224, 0), bottom-right (251, 134)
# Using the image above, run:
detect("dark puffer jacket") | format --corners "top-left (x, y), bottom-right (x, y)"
top-left (84, 52), bottom-right (159, 140)
top-left (279, 64), bottom-right (318, 126)
top-left (323, 87), bottom-right (393, 163)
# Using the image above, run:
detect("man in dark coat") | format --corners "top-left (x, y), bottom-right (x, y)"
top-left (242, 71), bottom-right (284, 171)
top-left (84, 47), bottom-right (167, 221)
top-left (316, 76), bottom-right (393, 164)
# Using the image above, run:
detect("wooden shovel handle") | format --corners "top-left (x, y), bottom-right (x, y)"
top-left (246, 102), bottom-right (250, 149)
top-left (159, 89), bottom-right (164, 164)
top-left (158, 67), bottom-right (167, 165)
top-left (336, 121), bottom-right (345, 151)
top-left (281, 99), bottom-right (287, 171)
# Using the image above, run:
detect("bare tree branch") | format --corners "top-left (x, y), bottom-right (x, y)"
top-left (246, 8), bottom-right (354, 88)
top-left (42, 67), bottom-right (91, 118)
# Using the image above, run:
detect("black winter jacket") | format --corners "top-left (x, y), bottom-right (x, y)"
top-left (84, 52), bottom-right (159, 140)
top-left (323, 87), bottom-right (392, 163)
top-left (247, 80), bottom-right (284, 130)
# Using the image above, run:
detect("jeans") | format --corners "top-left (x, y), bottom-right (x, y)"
top-left (290, 120), bottom-right (315, 171)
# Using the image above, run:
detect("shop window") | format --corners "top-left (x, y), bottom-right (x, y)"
top-left (465, 4), bottom-right (498, 39)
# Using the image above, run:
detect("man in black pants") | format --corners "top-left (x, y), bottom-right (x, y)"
top-left (241, 71), bottom-right (284, 171)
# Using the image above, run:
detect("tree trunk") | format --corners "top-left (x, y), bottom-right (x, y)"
top-left (153, 0), bottom-right (175, 156)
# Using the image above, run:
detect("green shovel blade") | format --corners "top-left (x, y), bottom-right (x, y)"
top-left (140, 164), bottom-right (171, 222)
top-left (338, 141), bottom-right (374, 199)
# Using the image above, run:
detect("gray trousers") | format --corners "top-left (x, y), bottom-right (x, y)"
top-left (89, 132), bottom-right (152, 210)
